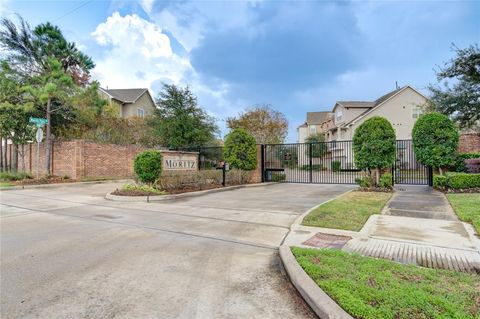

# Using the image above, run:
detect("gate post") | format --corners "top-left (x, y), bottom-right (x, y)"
top-left (309, 143), bottom-right (313, 183)
top-left (427, 166), bottom-right (433, 187)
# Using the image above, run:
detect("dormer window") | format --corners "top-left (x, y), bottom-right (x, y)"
top-left (335, 109), bottom-right (343, 123)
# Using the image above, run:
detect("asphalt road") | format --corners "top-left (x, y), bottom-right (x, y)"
top-left (1, 182), bottom-right (353, 318)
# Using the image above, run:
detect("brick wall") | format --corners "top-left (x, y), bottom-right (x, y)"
top-left (249, 145), bottom-right (263, 183)
top-left (458, 133), bottom-right (480, 153)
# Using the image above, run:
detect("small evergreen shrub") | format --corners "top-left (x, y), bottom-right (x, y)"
top-left (271, 172), bottom-right (286, 182)
top-left (133, 150), bottom-right (162, 184)
top-left (355, 176), bottom-right (375, 188)
top-left (223, 129), bottom-right (257, 170)
top-left (0, 171), bottom-right (33, 181)
top-left (331, 161), bottom-right (341, 172)
top-left (433, 175), bottom-right (447, 189)
top-left (444, 172), bottom-right (480, 189)
top-left (378, 173), bottom-right (393, 189)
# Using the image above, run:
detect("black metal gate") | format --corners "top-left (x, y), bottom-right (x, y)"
top-left (393, 140), bottom-right (430, 185)
top-left (262, 140), bottom-right (430, 185)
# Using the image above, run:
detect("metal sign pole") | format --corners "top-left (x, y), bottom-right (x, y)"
top-left (35, 127), bottom-right (44, 179)
top-left (36, 140), bottom-right (40, 179)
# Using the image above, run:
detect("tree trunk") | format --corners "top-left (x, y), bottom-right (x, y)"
top-left (12, 144), bottom-right (18, 172)
top-left (0, 135), bottom-right (3, 171)
top-left (439, 167), bottom-right (443, 175)
top-left (45, 98), bottom-right (52, 175)
top-left (19, 144), bottom-right (26, 172)
top-left (4, 138), bottom-right (9, 171)
top-left (375, 168), bottom-right (380, 186)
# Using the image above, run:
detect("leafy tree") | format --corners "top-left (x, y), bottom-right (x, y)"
top-left (428, 44), bottom-right (480, 129)
top-left (412, 112), bottom-right (459, 175)
top-left (223, 129), bottom-right (257, 170)
top-left (0, 17), bottom-right (94, 85)
top-left (305, 133), bottom-right (326, 158)
top-left (153, 84), bottom-right (219, 148)
top-left (226, 105), bottom-right (288, 144)
top-left (26, 58), bottom-right (76, 173)
top-left (353, 117), bottom-right (396, 185)
top-left (0, 60), bottom-right (35, 171)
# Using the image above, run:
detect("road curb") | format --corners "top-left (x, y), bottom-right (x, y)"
top-left (1, 179), bottom-right (132, 190)
top-left (279, 245), bottom-right (353, 319)
top-left (106, 182), bottom-right (276, 202)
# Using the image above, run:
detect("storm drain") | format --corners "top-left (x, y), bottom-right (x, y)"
top-left (302, 233), bottom-right (352, 249)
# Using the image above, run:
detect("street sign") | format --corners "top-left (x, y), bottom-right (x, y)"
top-left (36, 128), bottom-right (43, 143)
top-left (29, 117), bottom-right (48, 128)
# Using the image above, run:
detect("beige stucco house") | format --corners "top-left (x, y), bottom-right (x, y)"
top-left (297, 111), bottom-right (333, 142)
top-left (298, 85), bottom-right (428, 143)
top-left (99, 88), bottom-right (157, 118)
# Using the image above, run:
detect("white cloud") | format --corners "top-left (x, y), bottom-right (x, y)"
top-left (89, 11), bottom-right (240, 134)
top-left (140, 0), bottom-right (154, 14)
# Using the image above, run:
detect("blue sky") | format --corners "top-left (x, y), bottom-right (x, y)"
top-left (1, 0), bottom-right (479, 141)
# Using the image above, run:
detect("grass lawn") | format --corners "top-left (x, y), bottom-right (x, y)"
top-left (292, 247), bottom-right (480, 319)
top-left (0, 181), bottom-right (14, 187)
top-left (447, 193), bottom-right (480, 234)
top-left (301, 191), bottom-right (391, 231)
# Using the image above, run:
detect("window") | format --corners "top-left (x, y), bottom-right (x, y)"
top-left (335, 109), bottom-right (343, 123)
top-left (412, 106), bottom-right (423, 119)
top-left (137, 108), bottom-right (145, 117)
top-left (309, 125), bottom-right (316, 134)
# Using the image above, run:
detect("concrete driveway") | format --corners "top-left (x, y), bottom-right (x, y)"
top-left (1, 182), bottom-right (353, 318)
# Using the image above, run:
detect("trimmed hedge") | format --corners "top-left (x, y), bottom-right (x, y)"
top-left (435, 172), bottom-right (480, 189)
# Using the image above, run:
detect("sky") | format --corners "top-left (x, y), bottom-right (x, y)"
top-left (1, 0), bottom-right (479, 141)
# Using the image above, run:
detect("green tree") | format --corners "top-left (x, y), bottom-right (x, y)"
top-left (412, 112), bottom-right (459, 175)
top-left (226, 105), bottom-right (288, 144)
top-left (152, 84), bottom-right (218, 148)
top-left (26, 58), bottom-right (75, 173)
top-left (428, 44), bottom-right (480, 129)
top-left (224, 129), bottom-right (257, 170)
top-left (353, 117), bottom-right (396, 185)
top-left (0, 17), bottom-right (94, 85)
top-left (0, 60), bottom-right (35, 172)
top-left (305, 133), bottom-right (326, 158)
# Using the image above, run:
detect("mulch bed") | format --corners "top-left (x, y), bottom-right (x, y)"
top-left (356, 187), bottom-right (393, 193)
top-left (111, 189), bottom-right (163, 196)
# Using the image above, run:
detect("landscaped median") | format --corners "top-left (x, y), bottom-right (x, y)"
top-left (290, 247), bottom-right (480, 319)
top-left (301, 191), bottom-right (392, 231)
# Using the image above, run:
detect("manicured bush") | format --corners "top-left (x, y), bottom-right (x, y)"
top-left (378, 173), bottom-right (393, 189)
top-left (224, 129), bottom-right (257, 170)
top-left (331, 161), bottom-right (341, 172)
top-left (133, 150), bottom-right (162, 184)
top-left (412, 112), bottom-right (459, 173)
top-left (444, 172), bottom-right (480, 189)
top-left (433, 175), bottom-right (447, 189)
top-left (355, 176), bottom-right (374, 188)
top-left (353, 116), bottom-right (396, 185)
top-left (271, 172), bottom-right (286, 182)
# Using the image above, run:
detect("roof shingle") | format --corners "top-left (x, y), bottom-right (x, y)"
top-left (103, 88), bottom-right (148, 103)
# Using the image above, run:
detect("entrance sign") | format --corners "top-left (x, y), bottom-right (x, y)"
top-left (162, 151), bottom-right (198, 171)
top-left (29, 117), bottom-right (48, 128)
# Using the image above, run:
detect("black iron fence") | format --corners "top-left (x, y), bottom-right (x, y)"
top-left (263, 140), bottom-right (430, 185)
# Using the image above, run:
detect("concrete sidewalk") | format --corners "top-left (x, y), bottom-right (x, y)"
top-left (285, 186), bottom-right (480, 272)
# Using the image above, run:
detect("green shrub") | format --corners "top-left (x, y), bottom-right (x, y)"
top-left (378, 173), bottom-right (393, 188)
top-left (445, 172), bottom-right (480, 189)
top-left (331, 161), bottom-right (341, 172)
top-left (223, 129), bottom-right (257, 170)
top-left (122, 183), bottom-right (164, 194)
top-left (454, 153), bottom-right (480, 172)
top-left (271, 172), bottom-right (286, 182)
top-left (353, 117), bottom-right (396, 176)
top-left (412, 112), bottom-right (459, 171)
top-left (133, 150), bottom-right (163, 184)
top-left (355, 176), bottom-right (374, 188)
top-left (433, 175), bottom-right (447, 189)
top-left (0, 171), bottom-right (33, 181)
